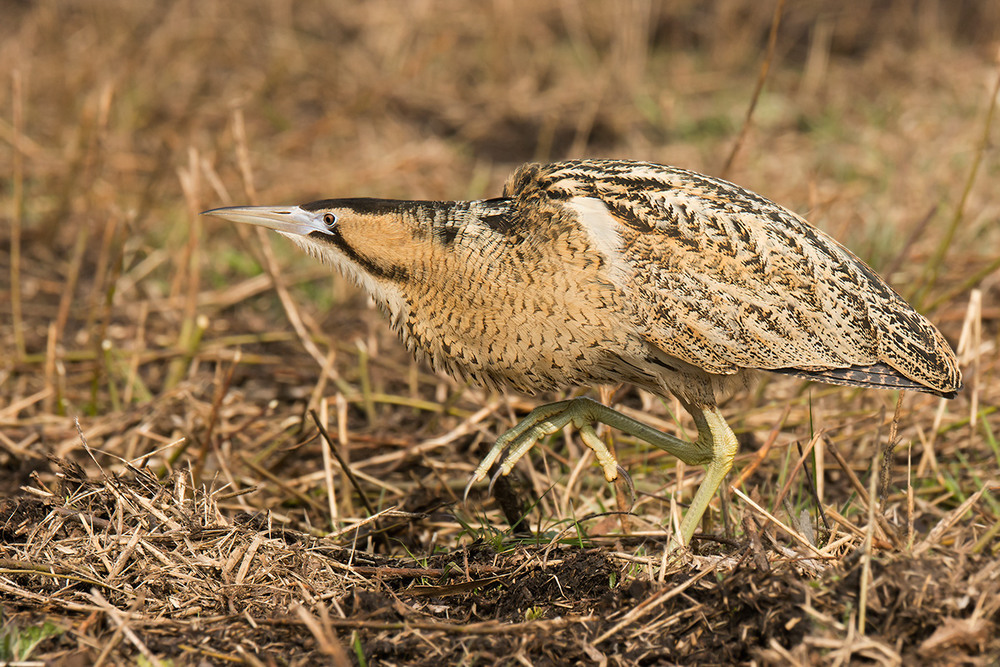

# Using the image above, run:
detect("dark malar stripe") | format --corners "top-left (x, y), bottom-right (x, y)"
top-left (307, 229), bottom-right (410, 283)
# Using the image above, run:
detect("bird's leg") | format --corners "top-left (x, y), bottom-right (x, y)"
top-left (673, 404), bottom-right (739, 546)
top-left (465, 397), bottom-right (739, 546)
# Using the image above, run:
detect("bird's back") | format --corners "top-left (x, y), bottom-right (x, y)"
top-left (504, 159), bottom-right (962, 399)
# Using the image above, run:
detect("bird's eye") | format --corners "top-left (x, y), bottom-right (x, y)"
top-left (323, 213), bottom-right (337, 227)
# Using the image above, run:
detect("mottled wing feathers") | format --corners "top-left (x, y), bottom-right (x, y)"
top-left (506, 160), bottom-right (961, 397)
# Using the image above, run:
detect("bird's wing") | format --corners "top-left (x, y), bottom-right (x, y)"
top-left (508, 160), bottom-right (961, 396)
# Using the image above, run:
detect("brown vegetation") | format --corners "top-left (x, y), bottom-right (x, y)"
top-left (2, 1), bottom-right (999, 664)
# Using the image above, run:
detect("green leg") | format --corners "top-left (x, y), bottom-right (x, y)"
top-left (466, 397), bottom-right (739, 546)
top-left (674, 404), bottom-right (739, 545)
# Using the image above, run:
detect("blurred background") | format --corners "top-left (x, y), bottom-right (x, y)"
top-left (1, 1), bottom-right (999, 662)
top-left (4, 0), bottom-right (1000, 565)
top-left (4, 0), bottom-right (1000, 553)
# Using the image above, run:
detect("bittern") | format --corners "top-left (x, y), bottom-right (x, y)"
top-left (204, 159), bottom-right (962, 546)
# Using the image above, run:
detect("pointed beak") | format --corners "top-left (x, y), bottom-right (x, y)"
top-left (201, 205), bottom-right (322, 237)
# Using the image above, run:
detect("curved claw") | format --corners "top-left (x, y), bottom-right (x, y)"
top-left (462, 475), bottom-right (477, 504)
top-left (616, 464), bottom-right (636, 509)
top-left (487, 466), bottom-right (505, 496)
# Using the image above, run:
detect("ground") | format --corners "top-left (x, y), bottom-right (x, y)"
top-left (1, 2), bottom-right (999, 665)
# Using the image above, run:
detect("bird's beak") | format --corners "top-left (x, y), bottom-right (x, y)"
top-left (201, 205), bottom-right (322, 237)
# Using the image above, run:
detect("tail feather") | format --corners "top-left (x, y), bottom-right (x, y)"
top-left (770, 363), bottom-right (959, 399)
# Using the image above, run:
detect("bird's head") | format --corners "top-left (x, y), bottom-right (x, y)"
top-left (203, 198), bottom-right (437, 285)
top-left (203, 198), bottom-right (441, 322)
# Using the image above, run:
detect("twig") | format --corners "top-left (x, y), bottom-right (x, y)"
top-left (594, 558), bottom-right (724, 644)
top-left (732, 487), bottom-right (826, 558)
top-left (10, 70), bottom-right (25, 359)
top-left (729, 403), bottom-right (791, 491)
top-left (914, 481), bottom-right (999, 556)
top-left (882, 205), bottom-right (937, 279)
top-left (239, 451), bottom-right (328, 516)
top-left (192, 349), bottom-right (242, 484)
top-left (879, 394), bottom-right (904, 507)
top-left (926, 255), bottom-right (1000, 313)
top-left (319, 400), bottom-right (339, 527)
top-left (259, 614), bottom-right (597, 635)
top-left (89, 589), bottom-right (163, 667)
top-left (858, 437), bottom-right (878, 635)
top-left (311, 409), bottom-right (377, 518)
top-left (720, 0), bottom-right (786, 178)
top-left (293, 603), bottom-right (353, 666)
top-left (825, 440), bottom-right (898, 547)
top-left (915, 63), bottom-right (1000, 309)
top-left (771, 430), bottom-right (822, 511)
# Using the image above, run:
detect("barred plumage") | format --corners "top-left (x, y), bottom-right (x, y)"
top-left (506, 160), bottom-right (960, 400)
top-left (205, 158), bottom-right (962, 546)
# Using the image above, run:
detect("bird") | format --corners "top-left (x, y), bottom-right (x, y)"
top-left (203, 159), bottom-right (962, 546)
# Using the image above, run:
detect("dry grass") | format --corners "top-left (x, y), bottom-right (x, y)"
top-left (2, 1), bottom-right (1000, 664)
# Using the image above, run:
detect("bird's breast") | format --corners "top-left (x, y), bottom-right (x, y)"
top-left (394, 219), bottom-right (649, 392)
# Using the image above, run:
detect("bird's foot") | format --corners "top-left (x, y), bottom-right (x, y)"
top-left (463, 398), bottom-right (625, 501)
